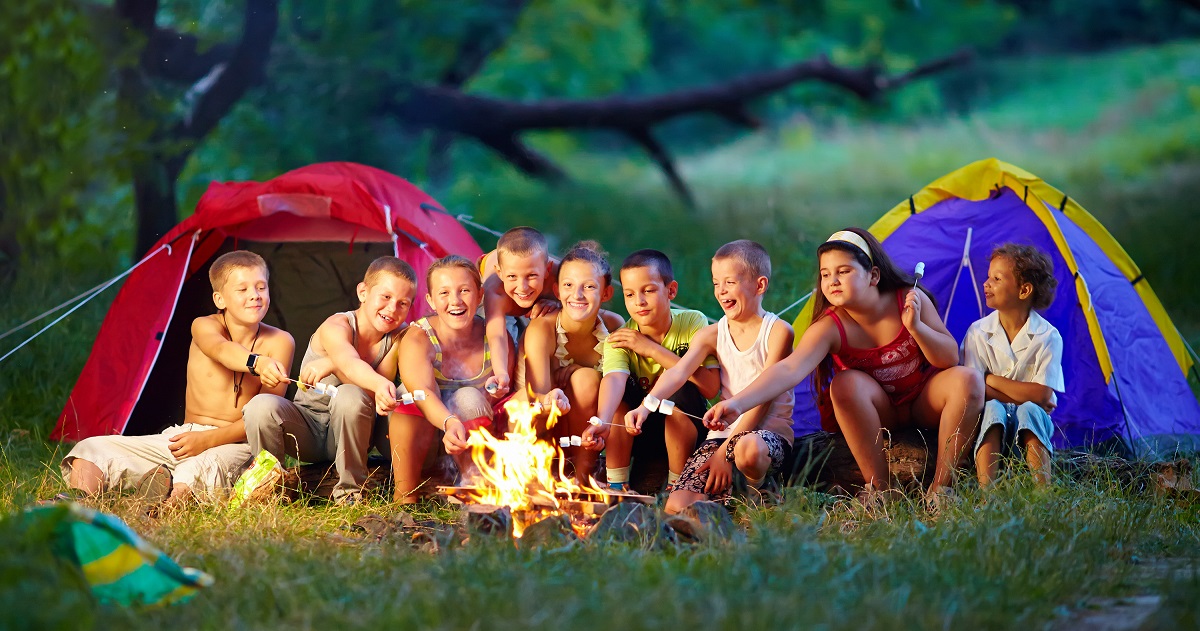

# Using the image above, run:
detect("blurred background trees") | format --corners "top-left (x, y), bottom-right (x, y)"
top-left (2, 0), bottom-right (1198, 271)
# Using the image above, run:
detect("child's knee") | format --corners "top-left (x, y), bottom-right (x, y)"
top-left (829, 370), bottom-right (869, 402)
top-left (952, 367), bottom-right (985, 404)
top-left (242, 394), bottom-right (291, 433)
top-left (445, 388), bottom-right (492, 421)
top-left (734, 436), bottom-right (770, 470)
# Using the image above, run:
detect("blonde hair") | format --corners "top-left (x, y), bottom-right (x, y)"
top-left (209, 250), bottom-right (268, 292)
top-left (496, 226), bottom-right (548, 265)
top-left (363, 256), bottom-right (417, 288)
top-left (425, 254), bottom-right (482, 290)
top-left (713, 239), bottom-right (771, 280)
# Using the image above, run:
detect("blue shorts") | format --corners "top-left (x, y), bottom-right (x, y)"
top-left (975, 400), bottom-right (1056, 456)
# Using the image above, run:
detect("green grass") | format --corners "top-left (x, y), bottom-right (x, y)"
top-left (2, 433), bottom-right (1199, 630)
top-left (3, 41), bottom-right (1200, 629)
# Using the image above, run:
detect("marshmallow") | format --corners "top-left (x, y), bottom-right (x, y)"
top-left (532, 401), bottom-right (544, 414)
top-left (401, 392), bottom-right (414, 405)
top-left (559, 437), bottom-right (570, 448)
top-left (485, 382), bottom-right (499, 394)
top-left (914, 261), bottom-right (925, 278)
top-left (321, 383), bottom-right (338, 398)
top-left (570, 435), bottom-right (582, 447)
top-left (642, 394), bottom-right (661, 413)
top-left (589, 417), bottom-right (603, 427)
top-left (413, 390), bottom-right (427, 401)
top-left (658, 399), bottom-right (676, 416)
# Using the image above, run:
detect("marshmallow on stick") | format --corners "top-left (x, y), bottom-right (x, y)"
top-left (292, 379), bottom-right (338, 398)
top-left (913, 261), bottom-right (925, 290)
top-left (400, 390), bottom-right (428, 405)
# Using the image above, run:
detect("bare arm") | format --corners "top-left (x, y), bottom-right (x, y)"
top-left (606, 328), bottom-right (722, 399)
top-left (727, 319), bottom-right (795, 433)
top-left (902, 289), bottom-right (960, 368)
top-left (172, 326), bottom-right (293, 457)
top-left (645, 325), bottom-right (718, 402)
top-left (704, 318), bottom-right (835, 427)
top-left (317, 316), bottom-right (395, 402)
top-left (985, 375), bottom-right (1055, 408)
top-left (523, 315), bottom-right (571, 411)
top-left (582, 372), bottom-right (629, 450)
top-left (483, 275), bottom-right (516, 396)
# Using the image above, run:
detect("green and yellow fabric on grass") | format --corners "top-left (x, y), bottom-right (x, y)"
top-left (4, 502), bottom-right (212, 607)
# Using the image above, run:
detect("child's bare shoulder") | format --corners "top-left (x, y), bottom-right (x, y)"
top-left (600, 310), bottom-right (625, 331)
top-left (259, 323), bottom-right (294, 347)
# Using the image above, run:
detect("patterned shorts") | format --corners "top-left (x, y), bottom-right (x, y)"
top-left (673, 430), bottom-right (788, 502)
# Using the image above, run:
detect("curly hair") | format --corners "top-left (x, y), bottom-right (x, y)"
top-left (991, 243), bottom-right (1058, 311)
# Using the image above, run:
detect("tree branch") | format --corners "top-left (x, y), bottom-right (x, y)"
top-left (626, 128), bottom-right (694, 207)
top-left (171, 0), bottom-right (279, 165)
top-left (383, 49), bottom-right (972, 200)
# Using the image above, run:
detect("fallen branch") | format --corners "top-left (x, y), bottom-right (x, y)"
top-left (382, 49), bottom-right (973, 204)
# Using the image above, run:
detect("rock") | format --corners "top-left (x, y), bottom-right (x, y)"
top-left (519, 513), bottom-right (578, 549)
top-left (464, 504), bottom-right (513, 538)
top-left (586, 502), bottom-right (675, 547)
top-left (676, 501), bottom-right (740, 543)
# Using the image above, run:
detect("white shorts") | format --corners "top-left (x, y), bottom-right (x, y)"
top-left (61, 423), bottom-right (253, 500)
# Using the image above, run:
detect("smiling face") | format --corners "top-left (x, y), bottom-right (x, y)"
top-left (983, 256), bottom-right (1029, 311)
top-left (711, 257), bottom-right (766, 322)
top-left (213, 265), bottom-right (270, 326)
top-left (557, 259), bottom-right (612, 323)
top-left (818, 249), bottom-right (877, 309)
top-left (496, 249), bottom-right (549, 310)
top-left (357, 273), bottom-right (415, 335)
top-left (427, 266), bottom-right (482, 330)
top-left (619, 265), bottom-right (677, 328)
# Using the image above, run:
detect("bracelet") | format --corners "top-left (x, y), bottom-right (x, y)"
top-left (441, 414), bottom-right (459, 432)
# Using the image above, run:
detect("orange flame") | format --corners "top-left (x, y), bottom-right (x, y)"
top-left (466, 399), bottom-right (608, 536)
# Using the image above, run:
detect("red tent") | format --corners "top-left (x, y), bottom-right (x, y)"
top-left (54, 162), bottom-right (482, 441)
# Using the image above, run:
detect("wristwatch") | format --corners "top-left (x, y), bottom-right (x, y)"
top-left (247, 353), bottom-right (260, 376)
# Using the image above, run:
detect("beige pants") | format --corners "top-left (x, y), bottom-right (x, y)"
top-left (61, 423), bottom-right (253, 499)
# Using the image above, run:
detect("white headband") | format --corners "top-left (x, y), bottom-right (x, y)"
top-left (825, 231), bottom-right (873, 264)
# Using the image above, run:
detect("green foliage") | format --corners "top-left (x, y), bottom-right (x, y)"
top-left (0, 0), bottom-right (131, 272)
top-left (470, 0), bottom-right (650, 98)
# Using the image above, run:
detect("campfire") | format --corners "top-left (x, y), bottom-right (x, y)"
top-left (438, 399), bottom-right (648, 538)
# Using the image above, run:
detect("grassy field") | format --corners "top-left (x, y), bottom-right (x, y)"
top-left (2, 42), bottom-right (1200, 630)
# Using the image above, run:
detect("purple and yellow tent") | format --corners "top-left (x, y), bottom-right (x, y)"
top-left (790, 158), bottom-right (1200, 454)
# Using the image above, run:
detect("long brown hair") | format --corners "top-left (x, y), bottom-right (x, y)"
top-left (808, 227), bottom-right (937, 413)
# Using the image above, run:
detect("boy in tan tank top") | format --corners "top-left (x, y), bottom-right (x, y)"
top-left (242, 257), bottom-right (416, 505)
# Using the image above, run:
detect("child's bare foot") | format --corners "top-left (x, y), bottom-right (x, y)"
top-left (856, 482), bottom-right (905, 515)
top-left (923, 486), bottom-right (959, 516)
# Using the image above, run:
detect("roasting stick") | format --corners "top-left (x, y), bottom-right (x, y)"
top-left (285, 378), bottom-right (339, 397)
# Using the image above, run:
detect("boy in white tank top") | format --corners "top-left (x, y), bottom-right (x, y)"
top-left (625, 241), bottom-right (795, 513)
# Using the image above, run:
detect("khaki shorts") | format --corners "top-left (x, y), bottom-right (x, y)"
top-left (62, 423), bottom-right (253, 500)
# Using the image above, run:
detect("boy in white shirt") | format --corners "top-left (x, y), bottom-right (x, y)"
top-left (961, 243), bottom-right (1063, 486)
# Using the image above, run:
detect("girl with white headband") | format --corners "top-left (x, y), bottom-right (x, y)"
top-left (704, 227), bottom-right (984, 507)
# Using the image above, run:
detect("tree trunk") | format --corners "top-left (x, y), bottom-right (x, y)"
top-left (132, 162), bottom-right (179, 256)
top-left (790, 429), bottom-right (936, 493)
